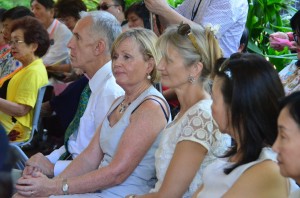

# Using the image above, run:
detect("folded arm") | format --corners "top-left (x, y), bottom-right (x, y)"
top-left (60, 98), bottom-right (168, 194)
top-left (0, 98), bottom-right (31, 117)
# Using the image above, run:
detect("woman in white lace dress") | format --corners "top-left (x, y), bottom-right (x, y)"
top-left (128, 23), bottom-right (231, 198)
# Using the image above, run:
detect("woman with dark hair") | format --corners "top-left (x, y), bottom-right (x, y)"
top-left (0, 16), bottom-right (49, 142)
top-left (0, 6), bottom-right (34, 81)
top-left (193, 53), bottom-right (297, 197)
top-left (125, 2), bottom-right (150, 30)
top-left (54, 0), bottom-right (86, 31)
top-left (273, 91), bottom-right (300, 198)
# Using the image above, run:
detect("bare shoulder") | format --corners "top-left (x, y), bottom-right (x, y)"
top-left (224, 160), bottom-right (288, 198)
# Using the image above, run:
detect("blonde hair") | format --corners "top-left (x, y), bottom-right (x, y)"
top-left (157, 24), bottom-right (223, 86)
top-left (111, 28), bottom-right (160, 83)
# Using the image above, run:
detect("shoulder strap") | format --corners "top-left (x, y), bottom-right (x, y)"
top-left (132, 97), bottom-right (169, 121)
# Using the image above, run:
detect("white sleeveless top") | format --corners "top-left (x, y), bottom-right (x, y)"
top-left (197, 147), bottom-right (299, 197)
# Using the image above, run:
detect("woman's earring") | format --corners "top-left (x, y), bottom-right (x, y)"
top-left (147, 74), bottom-right (151, 80)
top-left (188, 75), bottom-right (195, 83)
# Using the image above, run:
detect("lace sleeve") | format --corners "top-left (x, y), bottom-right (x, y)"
top-left (178, 106), bottom-right (217, 151)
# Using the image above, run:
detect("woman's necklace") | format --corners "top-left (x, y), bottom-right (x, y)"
top-left (119, 85), bottom-right (151, 114)
top-left (119, 101), bottom-right (131, 113)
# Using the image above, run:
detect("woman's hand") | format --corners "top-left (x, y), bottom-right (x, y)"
top-left (16, 172), bottom-right (60, 197)
top-left (24, 152), bottom-right (54, 177)
top-left (144, 0), bottom-right (171, 16)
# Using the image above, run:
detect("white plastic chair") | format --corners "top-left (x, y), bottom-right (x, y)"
top-left (11, 84), bottom-right (52, 147)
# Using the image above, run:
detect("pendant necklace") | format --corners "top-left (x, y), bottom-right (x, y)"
top-left (119, 101), bottom-right (131, 113)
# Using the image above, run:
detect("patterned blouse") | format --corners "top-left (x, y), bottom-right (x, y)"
top-left (150, 99), bottom-right (231, 198)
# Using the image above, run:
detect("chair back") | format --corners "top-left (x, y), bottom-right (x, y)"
top-left (12, 84), bottom-right (52, 147)
top-left (10, 144), bottom-right (28, 170)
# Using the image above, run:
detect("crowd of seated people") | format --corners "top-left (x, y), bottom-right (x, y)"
top-left (2, 0), bottom-right (300, 198)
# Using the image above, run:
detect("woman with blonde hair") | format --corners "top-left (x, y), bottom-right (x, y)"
top-left (15, 27), bottom-right (170, 197)
top-left (129, 23), bottom-right (230, 198)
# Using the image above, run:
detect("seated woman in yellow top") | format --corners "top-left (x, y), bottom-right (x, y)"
top-left (0, 16), bottom-right (49, 142)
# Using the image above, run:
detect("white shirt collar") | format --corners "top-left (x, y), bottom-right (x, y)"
top-left (89, 61), bottom-right (113, 93)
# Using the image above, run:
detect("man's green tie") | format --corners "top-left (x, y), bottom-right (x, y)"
top-left (59, 84), bottom-right (91, 160)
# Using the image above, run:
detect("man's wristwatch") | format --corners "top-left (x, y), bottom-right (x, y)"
top-left (62, 179), bottom-right (69, 195)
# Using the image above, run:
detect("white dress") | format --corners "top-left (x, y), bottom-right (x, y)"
top-left (197, 147), bottom-right (299, 197)
top-left (150, 99), bottom-right (231, 198)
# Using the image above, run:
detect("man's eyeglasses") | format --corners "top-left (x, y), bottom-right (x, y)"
top-left (97, 3), bottom-right (118, 10)
top-left (177, 23), bottom-right (202, 56)
top-left (8, 40), bottom-right (25, 46)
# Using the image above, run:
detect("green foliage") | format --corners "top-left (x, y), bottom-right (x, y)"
top-left (246, 0), bottom-right (297, 71)
top-left (82, 0), bottom-right (98, 11)
top-left (125, 0), bottom-right (142, 8)
top-left (0, 0), bottom-right (30, 10)
top-left (167, 0), bottom-right (183, 8)
top-left (124, 0), bottom-right (183, 9)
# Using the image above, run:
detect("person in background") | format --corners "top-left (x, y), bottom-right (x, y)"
top-left (272, 91), bottom-right (300, 198)
top-left (0, 16), bottom-right (49, 142)
top-left (125, 2), bottom-right (150, 29)
top-left (31, 0), bottom-right (72, 67)
top-left (0, 6), bottom-right (34, 82)
top-left (15, 28), bottom-right (169, 197)
top-left (42, 0), bottom-right (86, 81)
top-left (130, 23), bottom-right (229, 198)
top-left (271, 10), bottom-right (300, 95)
top-left (22, 11), bottom-right (124, 178)
top-left (55, 0), bottom-right (86, 31)
top-left (145, 0), bottom-right (248, 57)
top-left (238, 28), bottom-right (249, 53)
top-left (194, 53), bottom-right (297, 197)
top-left (98, 0), bottom-right (128, 31)
top-left (50, 0), bottom-right (87, 80)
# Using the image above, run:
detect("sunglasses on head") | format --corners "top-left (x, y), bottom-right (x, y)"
top-left (97, 3), bottom-right (118, 10)
top-left (177, 23), bottom-right (202, 56)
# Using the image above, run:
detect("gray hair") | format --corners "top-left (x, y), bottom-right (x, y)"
top-left (81, 11), bottom-right (122, 53)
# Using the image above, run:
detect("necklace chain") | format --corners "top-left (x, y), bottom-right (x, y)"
top-left (119, 101), bottom-right (131, 113)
